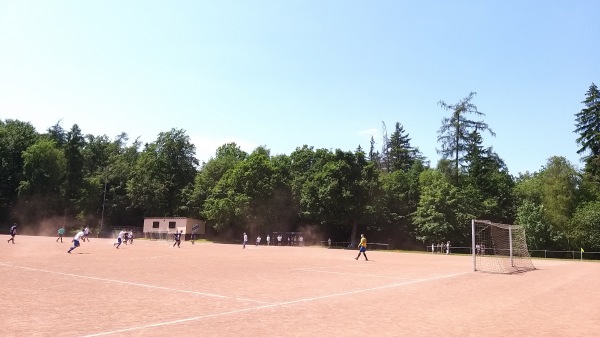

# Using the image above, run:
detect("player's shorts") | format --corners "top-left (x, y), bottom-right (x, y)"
top-left (359, 246), bottom-right (366, 253)
top-left (117, 238), bottom-right (122, 243)
top-left (73, 240), bottom-right (80, 247)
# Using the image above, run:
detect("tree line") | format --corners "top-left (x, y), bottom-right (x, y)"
top-left (2, 85), bottom-right (600, 250)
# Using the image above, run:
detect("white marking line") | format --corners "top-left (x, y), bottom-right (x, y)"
top-left (294, 267), bottom-right (415, 280)
top-left (0, 262), bottom-right (270, 305)
top-left (80, 271), bottom-right (469, 337)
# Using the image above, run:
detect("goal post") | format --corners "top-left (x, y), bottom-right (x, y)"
top-left (472, 219), bottom-right (536, 274)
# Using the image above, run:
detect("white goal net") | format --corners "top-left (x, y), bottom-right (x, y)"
top-left (472, 219), bottom-right (535, 274)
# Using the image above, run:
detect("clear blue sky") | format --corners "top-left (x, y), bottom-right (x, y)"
top-left (1, 1), bottom-right (598, 175)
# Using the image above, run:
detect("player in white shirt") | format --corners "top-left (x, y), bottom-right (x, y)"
top-left (114, 230), bottom-right (126, 249)
top-left (82, 226), bottom-right (90, 242)
top-left (67, 230), bottom-right (85, 253)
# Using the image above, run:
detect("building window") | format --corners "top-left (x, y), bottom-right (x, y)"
top-left (169, 221), bottom-right (176, 229)
top-left (152, 221), bottom-right (159, 229)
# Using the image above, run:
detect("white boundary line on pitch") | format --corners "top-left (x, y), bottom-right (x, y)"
top-left (0, 262), bottom-right (270, 304)
top-left (79, 271), bottom-right (469, 337)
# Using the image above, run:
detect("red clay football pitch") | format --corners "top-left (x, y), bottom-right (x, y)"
top-left (1, 235), bottom-right (599, 337)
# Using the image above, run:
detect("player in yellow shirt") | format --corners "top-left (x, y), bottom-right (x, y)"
top-left (355, 234), bottom-right (368, 261)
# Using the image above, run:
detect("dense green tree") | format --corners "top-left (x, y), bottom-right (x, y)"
top-left (570, 201), bottom-right (600, 250)
top-left (515, 201), bottom-right (554, 250)
top-left (0, 120), bottom-right (39, 219)
top-left (269, 154), bottom-right (297, 232)
top-left (64, 124), bottom-right (86, 206)
top-left (378, 161), bottom-right (424, 245)
top-left (17, 139), bottom-right (66, 225)
top-left (463, 131), bottom-right (515, 222)
top-left (538, 156), bottom-right (579, 242)
top-left (437, 92), bottom-right (495, 185)
top-left (298, 149), bottom-right (377, 244)
top-left (514, 157), bottom-right (578, 249)
top-left (190, 143), bottom-right (247, 218)
top-left (412, 168), bottom-right (472, 244)
top-left (203, 147), bottom-right (279, 236)
top-left (128, 129), bottom-right (198, 217)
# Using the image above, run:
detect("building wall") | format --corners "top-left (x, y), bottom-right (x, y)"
top-left (143, 217), bottom-right (205, 235)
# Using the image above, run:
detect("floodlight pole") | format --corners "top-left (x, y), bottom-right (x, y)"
top-left (99, 168), bottom-right (109, 238)
top-left (99, 180), bottom-right (107, 238)
top-left (472, 219), bottom-right (476, 271)
top-left (509, 225), bottom-right (514, 267)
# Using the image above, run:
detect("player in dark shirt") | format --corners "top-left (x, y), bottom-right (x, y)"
top-left (7, 224), bottom-right (17, 244)
top-left (173, 230), bottom-right (183, 248)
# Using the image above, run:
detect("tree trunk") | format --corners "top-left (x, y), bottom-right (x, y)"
top-left (350, 218), bottom-right (358, 246)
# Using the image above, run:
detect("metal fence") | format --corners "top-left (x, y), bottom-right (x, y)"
top-left (426, 246), bottom-right (600, 260)
top-left (320, 241), bottom-right (389, 250)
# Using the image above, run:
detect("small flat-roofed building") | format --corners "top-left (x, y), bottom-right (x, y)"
top-left (143, 217), bottom-right (205, 240)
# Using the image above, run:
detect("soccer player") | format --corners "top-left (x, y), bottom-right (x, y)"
top-left (128, 229), bottom-right (134, 244)
top-left (266, 234), bottom-right (270, 246)
top-left (355, 234), bottom-right (368, 261)
top-left (173, 230), bottom-right (183, 248)
top-left (67, 229), bottom-right (84, 253)
top-left (243, 232), bottom-right (248, 249)
top-left (56, 226), bottom-right (65, 243)
top-left (7, 223), bottom-right (17, 244)
top-left (114, 230), bottom-right (126, 249)
top-left (83, 226), bottom-right (90, 242)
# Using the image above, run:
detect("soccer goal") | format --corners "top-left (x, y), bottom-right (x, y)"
top-left (472, 219), bottom-right (536, 274)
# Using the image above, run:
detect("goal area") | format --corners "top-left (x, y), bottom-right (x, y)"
top-left (472, 219), bottom-right (536, 274)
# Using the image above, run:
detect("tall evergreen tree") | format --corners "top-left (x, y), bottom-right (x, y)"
top-left (387, 122), bottom-right (416, 172)
top-left (574, 83), bottom-right (600, 177)
top-left (437, 92), bottom-right (495, 185)
top-left (368, 135), bottom-right (380, 167)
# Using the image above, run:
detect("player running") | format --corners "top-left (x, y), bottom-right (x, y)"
top-left (83, 226), bottom-right (91, 242)
top-left (114, 230), bottom-right (126, 249)
top-left (67, 229), bottom-right (85, 253)
top-left (7, 223), bottom-right (17, 244)
top-left (173, 230), bottom-right (183, 248)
